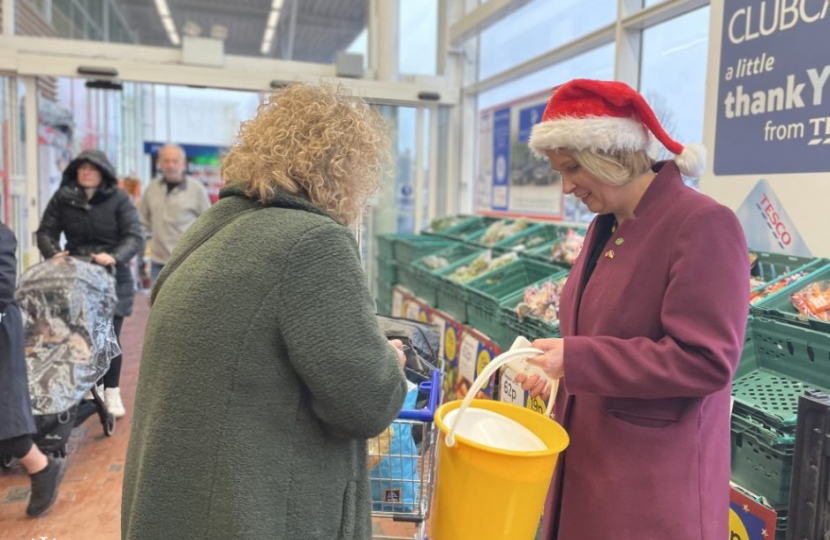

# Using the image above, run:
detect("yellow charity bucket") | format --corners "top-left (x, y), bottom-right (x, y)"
top-left (432, 346), bottom-right (569, 540)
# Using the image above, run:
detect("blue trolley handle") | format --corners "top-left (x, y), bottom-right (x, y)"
top-left (396, 369), bottom-right (442, 423)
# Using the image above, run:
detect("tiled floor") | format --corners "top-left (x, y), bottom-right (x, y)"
top-left (0, 292), bottom-right (420, 539)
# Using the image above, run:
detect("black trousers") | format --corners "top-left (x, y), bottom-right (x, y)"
top-left (101, 316), bottom-right (124, 388)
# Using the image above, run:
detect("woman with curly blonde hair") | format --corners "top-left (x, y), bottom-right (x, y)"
top-left (123, 83), bottom-right (408, 540)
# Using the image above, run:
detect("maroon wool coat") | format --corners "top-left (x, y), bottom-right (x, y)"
top-left (540, 162), bottom-right (749, 540)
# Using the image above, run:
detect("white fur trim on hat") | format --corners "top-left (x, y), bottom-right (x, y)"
top-left (528, 115), bottom-right (652, 156)
top-left (674, 143), bottom-right (706, 178)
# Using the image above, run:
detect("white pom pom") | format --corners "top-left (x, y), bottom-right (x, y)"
top-left (674, 143), bottom-right (706, 178)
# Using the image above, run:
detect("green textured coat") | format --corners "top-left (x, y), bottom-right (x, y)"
top-left (122, 187), bottom-right (408, 540)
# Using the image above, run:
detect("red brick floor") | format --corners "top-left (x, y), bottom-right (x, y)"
top-left (0, 292), bottom-right (421, 539)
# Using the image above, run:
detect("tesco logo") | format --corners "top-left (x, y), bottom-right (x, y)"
top-left (756, 193), bottom-right (792, 248)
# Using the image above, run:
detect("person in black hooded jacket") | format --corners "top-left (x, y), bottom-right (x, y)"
top-left (36, 150), bottom-right (143, 418)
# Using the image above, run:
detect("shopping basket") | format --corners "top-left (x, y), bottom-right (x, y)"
top-left (370, 368), bottom-right (442, 540)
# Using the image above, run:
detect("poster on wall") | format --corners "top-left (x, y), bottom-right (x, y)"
top-left (703, 0), bottom-right (830, 257)
top-left (714, 0), bottom-right (830, 175)
top-left (477, 91), bottom-right (564, 219)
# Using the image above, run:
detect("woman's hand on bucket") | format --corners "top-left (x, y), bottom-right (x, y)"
top-left (516, 338), bottom-right (564, 399)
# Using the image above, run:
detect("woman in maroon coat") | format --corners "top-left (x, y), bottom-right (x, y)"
top-left (520, 80), bottom-right (749, 540)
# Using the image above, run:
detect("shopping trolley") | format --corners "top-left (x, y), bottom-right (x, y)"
top-left (370, 367), bottom-right (442, 540)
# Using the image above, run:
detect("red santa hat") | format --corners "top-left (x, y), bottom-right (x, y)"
top-left (528, 79), bottom-right (706, 178)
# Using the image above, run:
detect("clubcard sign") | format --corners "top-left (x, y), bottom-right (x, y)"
top-left (714, 0), bottom-right (830, 175)
top-left (703, 0), bottom-right (830, 257)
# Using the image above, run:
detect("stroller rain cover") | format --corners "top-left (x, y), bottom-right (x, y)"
top-left (15, 257), bottom-right (120, 415)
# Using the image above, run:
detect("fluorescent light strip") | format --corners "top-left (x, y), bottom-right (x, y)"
top-left (260, 7), bottom-right (282, 55)
top-left (154, 0), bottom-right (180, 46)
top-left (267, 10), bottom-right (278, 28)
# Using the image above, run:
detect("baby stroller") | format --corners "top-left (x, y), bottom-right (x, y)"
top-left (1, 257), bottom-right (120, 468)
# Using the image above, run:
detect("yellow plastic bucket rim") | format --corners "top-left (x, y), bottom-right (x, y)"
top-left (435, 399), bottom-right (569, 458)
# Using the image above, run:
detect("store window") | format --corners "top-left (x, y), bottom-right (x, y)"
top-left (399, 0), bottom-right (438, 75)
top-left (478, 0), bottom-right (616, 81)
top-left (346, 28), bottom-right (368, 69)
top-left (477, 44), bottom-right (615, 224)
top-left (639, 6), bottom-right (710, 187)
top-left (478, 43), bottom-right (615, 111)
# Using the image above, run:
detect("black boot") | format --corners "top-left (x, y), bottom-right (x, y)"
top-left (26, 456), bottom-right (67, 517)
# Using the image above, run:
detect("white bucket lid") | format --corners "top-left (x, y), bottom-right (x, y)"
top-left (444, 408), bottom-right (547, 452)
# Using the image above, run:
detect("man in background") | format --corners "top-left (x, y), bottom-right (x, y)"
top-left (140, 144), bottom-right (211, 285)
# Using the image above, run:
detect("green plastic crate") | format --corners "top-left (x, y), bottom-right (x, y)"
top-left (499, 272), bottom-right (570, 341)
top-left (375, 278), bottom-right (394, 307)
top-left (376, 259), bottom-right (398, 285)
top-left (526, 227), bottom-right (588, 268)
top-left (397, 264), bottom-right (418, 296)
top-left (408, 244), bottom-right (481, 307)
top-left (752, 260), bottom-right (830, 332)
top-left (732, 368), bottom-right (828, 429)
top-left (465, 218), bottom-right (534, 248)
top-left (376, 299), bottom-right (393, 316)
top-left (440, 216), bottom-right (500, 242)
top-left (466, 259), bottom-right (561, 311)
top-left (491, 223), bottom-right (566, 255)
top-left (396, 237), bottom-right (458, 266)
top-left (431, 250), bottom-right (518, 323)
top-left (734, 320), bottom-right (757, 381)
top-left (376, 234), bottom-right (399, 261)
top-left (421, 215), bottom-right (478, 237)
top-left (750, 256), bottom-right (824, 306)
top-left (750, 316), bottom-right (830, 392)
top-left (463, 259), bottom-right (560, 350)
top-left (731, 414), bottom-right (795, 507)
top-left (752, 251), bottom-right (815, 283)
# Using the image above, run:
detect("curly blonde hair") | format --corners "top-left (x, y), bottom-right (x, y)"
top-left (221, 83), bottom-right (391, 225)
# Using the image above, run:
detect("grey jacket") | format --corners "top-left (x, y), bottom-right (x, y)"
top-left (122, 186), bottom-right (408, 540)
top-left (139, 176), bottom-right (211, 265)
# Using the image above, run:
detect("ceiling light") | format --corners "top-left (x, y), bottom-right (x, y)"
top-left (154, 0), bottom-right (170, 18)
top-left (267, 10), bottom-right (278, 28)
top-left (271, 0), bottom-right (284, 9)
top-left (154, 0), bottom-right (180, 46)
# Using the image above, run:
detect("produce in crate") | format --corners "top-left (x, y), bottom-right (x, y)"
top-left (421, 255), bottom-right (450, 270)
top-left (791, 280), bottom-right (830, 321)
top-left (750, 271), bottom-right (807, 304)
top-left (479, 219), bottom-right (530, 246)
top-left (549, 229), bottom-right (585, 265)
top-left (749, 277), bottom-right (766, 291)
top-left (448, 251), bottom-right (518, 283)
top-left (510, 233), bottom-right (549, 252)
top-left (426, 216), bottom-right (467, 233)
top-left (516, 276), bottom-right (568, 324)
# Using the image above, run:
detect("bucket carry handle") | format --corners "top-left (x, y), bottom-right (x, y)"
top-left (446, 347), bottom-right (560, 447)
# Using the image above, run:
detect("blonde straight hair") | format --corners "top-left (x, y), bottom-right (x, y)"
top-left (569, 149), bottom-right (655, 186)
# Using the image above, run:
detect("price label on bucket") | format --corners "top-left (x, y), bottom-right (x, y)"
top-left (499, 368), bottom-right (524, 406)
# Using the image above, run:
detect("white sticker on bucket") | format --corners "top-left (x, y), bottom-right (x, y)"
top-left (444, 408), bottom-right (546, 452)
top-left (499, 368), bottom-right (525, 407)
